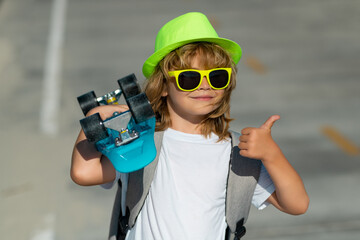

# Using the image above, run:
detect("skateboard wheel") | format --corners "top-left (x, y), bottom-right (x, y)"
top-left (127, 93), bottom-right (154, 123)
top-left (80, 113), bottom-right (108, 142)
top-left (118, 74), bottom-right (141, 99)
top-left (77, 91), bottom-right (99, 116)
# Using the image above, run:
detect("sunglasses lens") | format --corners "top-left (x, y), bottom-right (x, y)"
top-left (209, 70), bottom-right (230, 89)
top-left (178, 71), bottom-right (201, 90)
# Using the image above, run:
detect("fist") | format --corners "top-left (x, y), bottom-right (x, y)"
top-left (238, 115), bottom-right (281, 161)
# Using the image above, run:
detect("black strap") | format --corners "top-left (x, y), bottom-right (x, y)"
top-left (117, 207), bottom-right (130, 240)
top-left (225, 218), bottom-right (246, 240)
top-left (234, 218), bottom-right (246, 240)
top-left (116, 179), bottom-right (129, 240)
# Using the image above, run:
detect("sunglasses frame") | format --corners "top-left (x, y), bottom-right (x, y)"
top-left (168, 68), bottom-right (232, 92)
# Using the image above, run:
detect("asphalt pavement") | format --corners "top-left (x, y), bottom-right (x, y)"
top-left (1, 0), bottom-right (360, 239)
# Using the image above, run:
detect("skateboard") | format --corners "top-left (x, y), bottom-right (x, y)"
top-left (77, 74), bottom-right (156, 173)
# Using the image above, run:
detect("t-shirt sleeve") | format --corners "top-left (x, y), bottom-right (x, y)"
top-left (100, 170), bottom-right (121, 189)
top-left (251, 164), bottom-right (275, 210)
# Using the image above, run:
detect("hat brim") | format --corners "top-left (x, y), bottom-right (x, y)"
top-left (142, 37), bottom-right (242, 78)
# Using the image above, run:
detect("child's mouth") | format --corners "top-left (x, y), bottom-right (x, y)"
top-left (191, 96), bottom-right (214, 101)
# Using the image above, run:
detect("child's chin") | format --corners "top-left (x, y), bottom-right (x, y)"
top-left (194, 107), bottom-right (218, 116)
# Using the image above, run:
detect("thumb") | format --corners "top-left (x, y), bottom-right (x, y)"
top-left (260, 115), bottom-right (280, 130)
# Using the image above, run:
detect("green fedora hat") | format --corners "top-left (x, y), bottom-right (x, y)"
top-left (142, 12), bottom-right (242, 78)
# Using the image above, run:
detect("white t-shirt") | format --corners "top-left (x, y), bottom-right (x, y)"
top-left (104, 128), bottom-right (275, 240)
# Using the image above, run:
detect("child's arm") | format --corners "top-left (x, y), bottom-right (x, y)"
top-left (71, 105), bottom-right (129, 186)
top-left (239, 115), bottom-right (309, 215)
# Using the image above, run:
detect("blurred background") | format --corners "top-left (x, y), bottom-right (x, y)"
top-left (0, 0), bottom-right (359, 239)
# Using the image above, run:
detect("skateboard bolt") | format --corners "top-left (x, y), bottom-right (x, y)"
top-left (115, 137), bottom-right (122, 147)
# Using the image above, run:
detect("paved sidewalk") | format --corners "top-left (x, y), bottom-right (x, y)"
top-left (1, 0), bottom-right (359, 239)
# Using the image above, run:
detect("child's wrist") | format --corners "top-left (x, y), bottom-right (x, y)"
top-left (260, 145), bottom-right (283, 164)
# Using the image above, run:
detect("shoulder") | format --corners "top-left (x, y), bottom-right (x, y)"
top-left (228, 129), bottom-right (241, 147)
top-left (154, 130), bottom-right (165, 143)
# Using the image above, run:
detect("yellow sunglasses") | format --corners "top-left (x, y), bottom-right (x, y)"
top-left (168, 68), bottom-right (232, 92)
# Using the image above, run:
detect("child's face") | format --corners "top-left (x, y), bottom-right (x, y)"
top-left (163, 53), bottom-right (225, 124)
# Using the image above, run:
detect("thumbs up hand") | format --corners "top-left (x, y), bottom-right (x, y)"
top-left (239, 115), bottom-right (281, 161)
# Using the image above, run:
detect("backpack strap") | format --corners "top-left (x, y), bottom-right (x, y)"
top-left (108, 131), bottom-right (164, 240)
top-left (225, 130), bottom-right (262, 239)
top-left (126, 131), bottom-right (164, 227)
top-left (108, 179), bottom-right (123, 240)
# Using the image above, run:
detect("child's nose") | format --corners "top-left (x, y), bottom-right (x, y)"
top-left (198, 75), bottom-right (211, 90)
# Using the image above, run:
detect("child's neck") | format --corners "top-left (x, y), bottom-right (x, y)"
top-left (170, 122), bottom-right (202, 134)
top-left (169, 114), bottom-right (204, 134)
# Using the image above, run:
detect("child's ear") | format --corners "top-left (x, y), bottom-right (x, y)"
top-left (161, 88), bottom-right (168, 97)
top-left (161, 81), bottom-right (168, 97)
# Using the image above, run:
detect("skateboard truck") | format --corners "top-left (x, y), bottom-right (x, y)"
top-left (77, 74), bottom-right (156, 173)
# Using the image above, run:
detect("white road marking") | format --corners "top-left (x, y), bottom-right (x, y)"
top-left (40, 0), bottom-right (68, 135)
top-left (30, 214), bottom-right (56, 240)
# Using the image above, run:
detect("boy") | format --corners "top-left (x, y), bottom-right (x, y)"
top-left (71, 12), bottom-right (309, 240)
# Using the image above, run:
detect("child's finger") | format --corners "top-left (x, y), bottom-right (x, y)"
top-left (103, 105), bottom-right (129, 118)
top-left (241, 127), bottom-right (255, 135)
top-left (86, 104), bottom-right (129, 119)
top-left (239, 149), bottom-right (249, 158)
top-left (113, 104), bottom-right (129, 112)
top-left (239, 135), bottom-right (249, 142)
top-left (260, 115), bottom-right (280, 130)
top-left (238, 142), bottom-right (248, 150)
